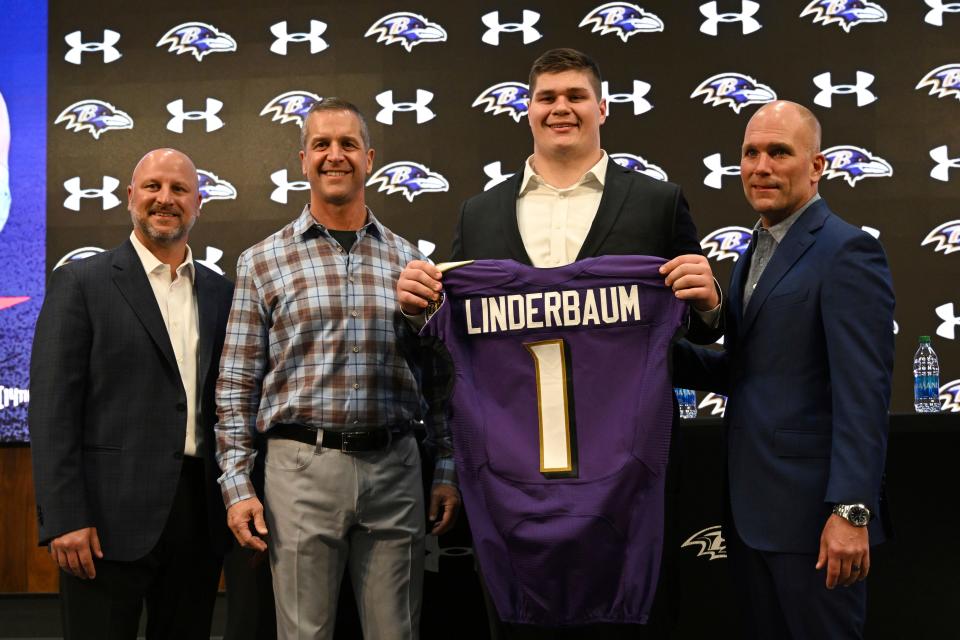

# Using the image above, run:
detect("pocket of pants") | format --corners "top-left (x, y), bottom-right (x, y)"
top-left (264, 438), bottom-right (314, 471)
top-left (390, 433), bottom-right (421, 467)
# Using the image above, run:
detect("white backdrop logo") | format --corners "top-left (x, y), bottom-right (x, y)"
top-left (800, 0), bottom-right (887, 32)
top-left (54, 247), bottom-right (105, 270)
top-left (481, 11), bottom-right (542, 46)
top-left (925, 0), bottom-right (960, 26)
top-left (375, 90), bottom-right (436, 125)
top-left (64, 30), bottom-right (122, 65)
top-left (270, 170), bottom-right (309, 204)
top-left (270, 20), bottom-right (328, 55)
top-left (365, 12), bottom-right (447, 52)
top-left (699, 1), bottom-right (762, 36)
top-left (813, 71), bottom-right (877, 108)
top-left (916, 64), bottom-right (960, 101)
top-left (483, 162), bottom-right (515, 191)
top-left (196, 247), bottom-right (225, 275)
top-left (197, 170), bottom-right (237, 206)
top-left (63, 177), bottom-right (121, 211)
top-left (939, 379), bottom-right (960, 412)
top-left (922, 220), bottom-right (960, 255)
top-left (424, 535), bottom-right (473, 573)
top-left (681, 525), bottom-right (726, 560)
top-left (691, 73), bottom-right (776, 113)
top-left (156, 22), bottom-right (237, 61)
top-left (473, 82), bottom-right (529, 122)
top-left (261, 91), bottom-right (322, 127)
top-left (936, 303), bottom-right (960, 340)
top-left (703, 153), bottom-right (740, 189)
top-left (699, 393), bottom-right (729, 417)
top-left (580, 3), bottom-right (664, 42)
top-left (367, 162), bottom-right (449, 202)
top-left (610, 153), bottom-right (667, 181)
top-left (55, 100), bottom-right (133, 139)
top-left (418, 240), bottom-right (436, 263)
top-left (601, 80), bottom-right (652, 116)
top-left (166, 98), bottom-right (224, 133)
top-left (701, 227), bottom-right (752, 262)
top-left (821, 145), bottom-right (892, 186)
top-left (930, 146), bottom-right (960, 181)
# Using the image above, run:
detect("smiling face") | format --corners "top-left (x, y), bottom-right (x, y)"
top-left (299, 109), bottom-right (374, 210)
top-left (528, 69), bottom-right (607, 162)
top-left (740, 101), bottom-right (825, 226)
top-left (127, 149), bottom-right (200, 250)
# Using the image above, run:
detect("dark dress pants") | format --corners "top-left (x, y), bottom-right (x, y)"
top-left (59, 457), bottom-right (222, 640)
top-left (726, 517), bottom-right (867, 640)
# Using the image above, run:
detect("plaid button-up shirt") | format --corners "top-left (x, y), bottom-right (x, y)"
top-left (215, 205), bottom-right (455, 506)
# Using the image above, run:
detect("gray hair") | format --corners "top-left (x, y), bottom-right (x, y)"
top-left (299, 97), bottom-right (371, 150)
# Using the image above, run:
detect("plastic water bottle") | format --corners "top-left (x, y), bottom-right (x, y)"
top-left (913, 336), bottom-right (941, 413)
top-left (674, 388), bottom-right (697, 419)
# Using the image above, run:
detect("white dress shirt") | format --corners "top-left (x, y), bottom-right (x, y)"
top-left (516, 152), bottom-right (608, 268)
top-left (516, 152), bottom-right (721, 325)
top-left (130, 232), bottom-right (201, 457)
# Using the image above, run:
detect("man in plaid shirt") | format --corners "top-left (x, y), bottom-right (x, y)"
top-left (215, 97), bottom-right (459, 640)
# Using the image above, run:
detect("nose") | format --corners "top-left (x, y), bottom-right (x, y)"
top-left (753, 153), bottom-right (772, 174)
top-left (551, 96), bottom-right (571, 114)
top-left (155, 185), bottom-right (173, 203)
top-left (326, 143), bottom-right (344, 162)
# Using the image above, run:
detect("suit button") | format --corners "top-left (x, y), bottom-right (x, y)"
top-left (176, 402), bottom-right (187, 412)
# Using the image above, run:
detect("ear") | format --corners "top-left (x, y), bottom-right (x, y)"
top-left (299, 149), bottom-right (307, 177)
top-left (127, 184), bottom-right (133, 209)
top-left (366, 147), bottom-right (375, 174)
top-left (598, 98), bottom-right (608, 126)
top-left (811, 152), bottom-right (826, 184)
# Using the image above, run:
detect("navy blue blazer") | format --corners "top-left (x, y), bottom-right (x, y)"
top-left (29, 239), bottom-right (234, 561)
top-left (676, 199), bottom-right (895, 553)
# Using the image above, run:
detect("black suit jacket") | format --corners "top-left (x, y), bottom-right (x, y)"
top-left (29, 239), bottom-right (234, 561)
top-left (452, 158), bottom-right (719, 343)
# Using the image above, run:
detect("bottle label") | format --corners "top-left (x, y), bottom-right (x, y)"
top-left (915, 375), bottom-right (940, 402)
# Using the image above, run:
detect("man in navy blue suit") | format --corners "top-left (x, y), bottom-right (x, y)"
top-left (675, 100), bottom-right (894, 639)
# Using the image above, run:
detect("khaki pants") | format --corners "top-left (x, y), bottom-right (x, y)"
top-left (264, 433), bottom-right (425, 640)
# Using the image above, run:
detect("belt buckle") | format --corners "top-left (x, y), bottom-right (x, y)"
top-left (340, 431), bottom-right (363, 453)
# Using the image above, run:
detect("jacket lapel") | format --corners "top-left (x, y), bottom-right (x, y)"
top-left (499, 172), bottom-right (532, 264)
top-left (194, 265), bottom-right (217, 387)
top-left (728, 236), bottom-right (753, 332)
top-left (740, 202), bottom-right (829, 336)
top-left (111, 239), bottom-right (179, 371)
top-left (576, 158), bottom-right (629, 260)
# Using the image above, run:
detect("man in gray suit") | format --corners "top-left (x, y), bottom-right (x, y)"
top-left (29, 148), bottom-right (234, 639)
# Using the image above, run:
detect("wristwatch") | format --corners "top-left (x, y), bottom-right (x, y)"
top-left (832, 503), bottom-right (871, 527)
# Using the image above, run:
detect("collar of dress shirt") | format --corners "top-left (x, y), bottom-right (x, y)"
top-left (293, 204), bottom-right (385, 242)
top-left (751, 193), bottom-right (822, 244)
top-left (519, 150), bottom-right (608, 195)
top-left (129, 231), bottom-right (195, 281)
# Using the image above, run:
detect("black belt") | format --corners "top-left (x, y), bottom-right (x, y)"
top-left (269, 423), bottom-right (398, 452)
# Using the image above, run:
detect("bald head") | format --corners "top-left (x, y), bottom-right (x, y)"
top-left (130, 148), bottom-right (198, 190)
top-left (747, 101), bottom-right (821, 155)
top-left (740, 101), bottom-right (826, 225)
top-left (127, 148), bottom-right (201, 257)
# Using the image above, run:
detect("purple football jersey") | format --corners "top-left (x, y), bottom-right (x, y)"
top-left (422, 255), bottom-right (687, 626)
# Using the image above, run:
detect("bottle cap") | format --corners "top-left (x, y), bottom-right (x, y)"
top-left (920, 336), bottom-right (931, 343)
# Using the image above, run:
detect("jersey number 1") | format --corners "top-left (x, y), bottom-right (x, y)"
top-left (524, 339), bottom-right (579, 479)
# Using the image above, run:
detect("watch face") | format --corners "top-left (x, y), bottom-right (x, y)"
top-left (849, 505), bottom-right (870, 526)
